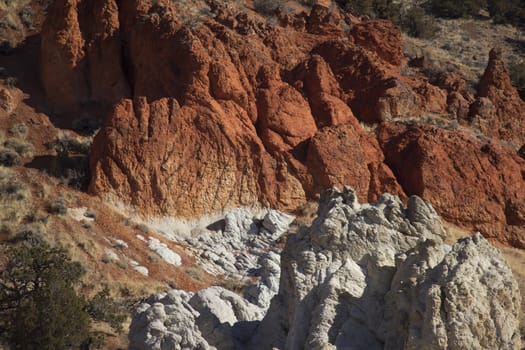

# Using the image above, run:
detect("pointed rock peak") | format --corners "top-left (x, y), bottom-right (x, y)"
top-left (478, 47), bottom-right (512, 96)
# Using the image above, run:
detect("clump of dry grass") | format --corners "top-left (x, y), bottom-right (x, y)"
top-left (0, 166), bottom-right (31, 235)
top-left (0, 0), bottom-right (32, 33)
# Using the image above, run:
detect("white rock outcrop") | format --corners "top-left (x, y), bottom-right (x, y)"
top-left (129, 187), bottom-right (521, 350)
top-left (250, 187), bottom-right (521, 350)
top-left (129, 287), bottom-right (264, 350)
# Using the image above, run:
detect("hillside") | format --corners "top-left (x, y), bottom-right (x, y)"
top-left (0, 0), bottom-right (524, 349)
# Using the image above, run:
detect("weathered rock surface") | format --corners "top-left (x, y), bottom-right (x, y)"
top-left (129, 287), bottom-right (264, 350)
top-left (129, 188), bottom-right (521, 350)
top-left (41, 0), bottom-right (474, 217)
top-left (251, 188), bottom-right (520, 349)
top-left (469, 48), bottom-right (525, 147)
top-left (40, 0), bottom-right (130, 119)
top-left (378, 122), bottom-right (525, 248)
top-left (149, 207), bottom-right (292, 308)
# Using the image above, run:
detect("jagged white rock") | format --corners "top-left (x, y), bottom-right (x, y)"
top-left (129, 287), bottom-right (265, 350)
top-left (129, 187), bottom-right (521, 350)
top-left (147, 237), bottom-right (182, 266)
top-left (250, 187), bottom-right (521, 350)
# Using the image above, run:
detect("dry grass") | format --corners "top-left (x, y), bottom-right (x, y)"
top-left (0, 0), bottom-right (31, 32)
top-left (403, 17), bottom-right (525, 85)
top-left (500, 246), bottom-right (525, 344)
top-left (0, 166), bottom-right (31, 236)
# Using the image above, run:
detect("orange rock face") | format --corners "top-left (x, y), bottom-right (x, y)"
top-left (378, 123), bottom-right (525, 248)
top-left (469, 48), bottom-right (525, 147)
top-left (89, 97), bottom-right (306, 216)
top-left (40, 0), bottom-right (524, 250)
top-left (40, 0), bottom-right (130, 121)
top-left (50, 1), bottom-right (418, 216)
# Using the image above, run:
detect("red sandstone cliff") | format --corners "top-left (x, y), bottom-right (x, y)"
top-left (378, 123), bottom-right (525, 248)
top-left (39, 0), bottom-right (524, 247)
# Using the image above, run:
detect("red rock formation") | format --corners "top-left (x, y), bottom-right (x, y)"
top-left (469, 48), bottom-right (525, 147)
top-left (41, 0), bottom-right (476, 219)
top-left (378, 123), bottom-right (525, 248)
top-left (90, 97), bottom-right (307, 216)
top-left (306, 121), bottom-right (405, 202)
top-left (61, 1), bottom-right (414, 216)
top-left (40, 0), bottom-right (130, 121)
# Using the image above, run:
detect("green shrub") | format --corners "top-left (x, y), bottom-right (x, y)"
top-left (0, 147), bottom-right (19, 166)
top-left (0, 167), bottom-right (30, 234)
top-left (0, 243), bottom-right (90, 349)
top-left (135, 223), bottom-right (150, 234)
top-left (8, 123), bottom-right (28, 137)
top-left (47, 133), bottom-right (91, 157)
top-left (339, 0), bottom-right (401, 21)
top-left (254, 0), bottom-right (285, 16)
top-left (400, 6), bottom-right (439, 39)
top-left (4, 138), bottom-right (34, 157)
top-left (48, 199), bottom-right (67, 215)
top-left (86, 286), bottom-right (127, 334)
top-left (488, 0), bottom-right (525, 25)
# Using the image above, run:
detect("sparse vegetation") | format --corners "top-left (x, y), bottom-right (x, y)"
top-left (338, 0), bottom-right (401, 22)
top-left (0, 147), bottom-right (20, 166)
top-left (254, 0), bottom-right (285, 16)
top-left (510, 62), bottom-right (525, 100)
top-left (487, 0), bottom-right (525, 25)
top-left (8, 123), bottom-right (28, 137)
top-left (48, 198), bottom-right (68, 215)
top-left (86, 286), bottom-right (127, 334)
top-left (399, 6), bottom-right (439, 39)
top-left (426, 0), bottom-right (486, 19)
top-left (0, 167), bottom-right (30, 235)
top-left (4, 138), bottom-right (34, 157)
top-left (135, 223), bottom-right (150, 234)
top-left (48, 132), bottom-right (92, 157)
top-left (186, 267), bottom-right (206, 282)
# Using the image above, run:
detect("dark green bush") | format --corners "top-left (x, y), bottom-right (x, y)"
top-left (48, 199), bottom-right (67, 215)
top-left (4, 138), bottom-right (34, 157)
top-left (400, 6), bottom-right (439, 39)
top-left (0, 147), bottom-right (20, 167)
top-left (87, 286), bottom-right (127, 334)
top-left (0, 244), bottom-right (90, 349)
top-left (426, 0), bottom-right (487, 18)
top-left (339, 0), bottom-right (401, 21)
top-left (488, 0), bottom-right (525, 25)
top-left (253, 0), bottom-right (285, 16)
